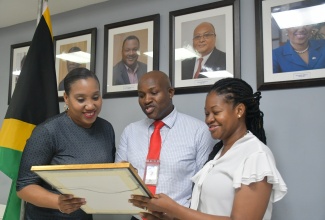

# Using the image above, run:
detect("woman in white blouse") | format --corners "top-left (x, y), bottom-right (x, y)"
top-left (129, 78), bottom-right (287, 220)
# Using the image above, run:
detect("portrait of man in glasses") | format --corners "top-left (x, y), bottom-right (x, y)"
top-left (181, 22), bottom-right (226, 80)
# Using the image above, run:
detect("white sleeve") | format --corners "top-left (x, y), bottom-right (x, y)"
top-left (114, 126), bottom-right (129, 162)
top-left (233, 151), bottom-right (288, 202)
top-left (195, 124), bottom-right (216, 172)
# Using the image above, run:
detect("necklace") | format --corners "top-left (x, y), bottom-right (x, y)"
top-left (294, 45), bottom-right (309, 54)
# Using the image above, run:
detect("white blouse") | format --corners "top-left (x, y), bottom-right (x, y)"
top-left (190, 131), bottom-right (287, 219)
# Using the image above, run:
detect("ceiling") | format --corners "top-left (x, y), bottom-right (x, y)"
top-left (0, 0), bottom-right (109, 28)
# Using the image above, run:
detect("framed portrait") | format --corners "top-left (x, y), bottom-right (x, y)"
top-left (169, 0), bottom-right (240, 94)
top-left (8, 42), bottom-right (31, 104)
top-left (54, 28), bottom-right (97, 100)
top-left (103, 14), bottom-right (160, 98)
top-left (255, 0), bottom-right (325, 90)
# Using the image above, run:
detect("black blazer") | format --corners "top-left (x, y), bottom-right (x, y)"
top-left (181, 47), bottom-right (226, 80)
top-left (112, 61), bottom-right (147, 85)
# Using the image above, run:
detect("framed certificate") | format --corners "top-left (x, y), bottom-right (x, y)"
top-left (31, 163), bottom-right (152, 214)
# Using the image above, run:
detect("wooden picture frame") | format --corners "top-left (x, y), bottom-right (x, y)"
top-left (103, 14), bottom-right (160, 98)
top-left (54, 28), bottom-right (97, 101)
top-left (169, 0), bottom-right (240, 94)
top-left (8, 42), bottom-right (30, 104)
top-left (32, 163), bottom-right (152, 214)
top-left (255, 0), bottom-right (325, 90)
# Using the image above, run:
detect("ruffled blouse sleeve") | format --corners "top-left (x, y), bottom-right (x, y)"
top-left (233, 151), bottom-right (287, 202)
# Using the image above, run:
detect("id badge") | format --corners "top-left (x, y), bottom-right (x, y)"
top-left (144, 159), bottom-right (160, 185)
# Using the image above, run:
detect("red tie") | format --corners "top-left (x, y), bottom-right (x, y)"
top-left (193, 57), bottom-right (203, 79)
top-left (146, 120), bottom-right (164, 194)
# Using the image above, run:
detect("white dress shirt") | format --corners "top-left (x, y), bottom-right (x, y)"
top-left (116, 108), bottom-right (215, 207)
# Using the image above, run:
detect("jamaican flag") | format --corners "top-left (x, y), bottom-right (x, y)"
top-left (0, 3), bottom-right (59, 219)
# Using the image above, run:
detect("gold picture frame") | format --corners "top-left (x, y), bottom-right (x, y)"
top-left (31, 163), bottom-right (152, 214)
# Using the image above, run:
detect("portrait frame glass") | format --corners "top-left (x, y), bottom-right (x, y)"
top-left (169, 0), bottom-right (240, 94)
top-left (54, 28), bottom-right (97, 101)
top-left (255, 0), bottom-right (325, 90)
top-left (8, 42), bottom-right (31, 105)
top-left (103, 14), bottom-right (160, 98)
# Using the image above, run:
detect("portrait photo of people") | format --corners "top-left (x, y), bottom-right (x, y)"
top-left (181, 19), bottom-right (226, 80)
top-left (11, 53), bottom-right (27, 96)
top-left (9, 43), bottom-right (30, 104)
top-left (103, 15), bottom-right (159, 96)
top-left (171, 4), bottom-right (236, 90)
top-left (56, 42), bottom-right (87, 91)
top-left (271, 1), bottom-right (325, 74)
top-left (112, 32), bottom-right (148, 86)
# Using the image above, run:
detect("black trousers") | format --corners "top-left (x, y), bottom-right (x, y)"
top-left (130, 217), bottom-right (139, 220)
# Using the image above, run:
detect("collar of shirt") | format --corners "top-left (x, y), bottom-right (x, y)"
top-left (125, 63), bottom-right (139, 84)
top-left (145, 107), bottom-right (177, 130)
top-left (124, 63), bottom-right (139, 73)
top-left (199, 50), bottom-right (213, 65)
top-left (193, 50), bottom-right (214, 76)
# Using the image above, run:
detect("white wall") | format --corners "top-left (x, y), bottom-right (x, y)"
top-left (1, 0), bottom-right (325, 219)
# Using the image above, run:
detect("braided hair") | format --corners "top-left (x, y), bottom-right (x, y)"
top-left (207, 78), bottom-right (266, 161)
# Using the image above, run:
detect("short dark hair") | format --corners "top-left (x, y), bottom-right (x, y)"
top-left (68, 46), bottom-right (81, 53)
top-left (64, 67), bottom-right (99, 95)
top-left (122, 35), bottom-right (140, 48)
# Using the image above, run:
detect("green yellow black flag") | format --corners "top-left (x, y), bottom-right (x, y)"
top-left (0, 3), bottom-right (59, 219)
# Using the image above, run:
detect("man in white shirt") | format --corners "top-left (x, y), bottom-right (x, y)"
top-left (115, 70), bottom-right (215, 220)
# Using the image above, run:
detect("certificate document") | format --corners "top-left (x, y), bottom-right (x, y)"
top-left (31, 162), bottom-right (152, 214)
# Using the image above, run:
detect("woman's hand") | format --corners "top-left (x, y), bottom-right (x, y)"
top-left (129, 193), bottom-right (178, 215)
top-left (58, 194), bottom-right (86, 214)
